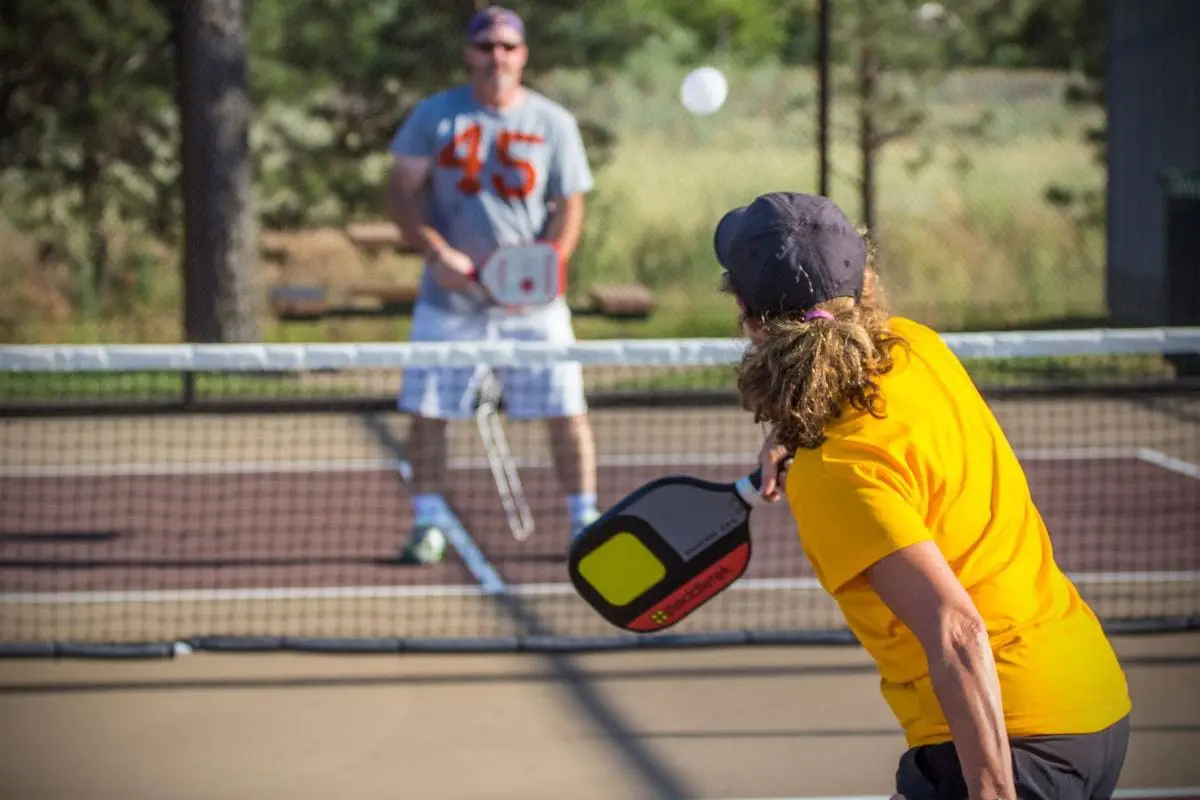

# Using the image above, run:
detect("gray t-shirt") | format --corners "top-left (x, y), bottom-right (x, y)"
top-left (390, 85), bottom-right (595, 311)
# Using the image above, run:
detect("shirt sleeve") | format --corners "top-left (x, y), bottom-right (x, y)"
top-left (546, 113), bottom-right (594, 199)
top-left (788, 451), bottom-right (933, 594)
top-left (389, 98), bottom-right (437, 159)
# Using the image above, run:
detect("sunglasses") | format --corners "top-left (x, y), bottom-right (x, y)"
top-left (472, 40), bottom-right (522, 52)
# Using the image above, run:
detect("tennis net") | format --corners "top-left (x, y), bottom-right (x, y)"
top-left (2, 327), bottom-right (1198, 657)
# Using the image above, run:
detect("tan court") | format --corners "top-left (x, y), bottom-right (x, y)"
top-left (0, 632), bottom-right (1197, 799)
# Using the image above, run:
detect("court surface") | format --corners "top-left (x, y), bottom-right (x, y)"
top-left (2, 452), bottom-right (1199, 588)
top-left (2, 398), bottom-right (1198, 642)
top-left (1, 395), bottom-right (1198, 796)
top-left (0, 633), bottom-right (1197, 799)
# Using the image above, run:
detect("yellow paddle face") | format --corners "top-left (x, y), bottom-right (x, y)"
top-left (575, 532), bottom-right (667, 607)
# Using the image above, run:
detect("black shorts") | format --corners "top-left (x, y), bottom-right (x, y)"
top-left (895, 715), bottom-right (1130, 800)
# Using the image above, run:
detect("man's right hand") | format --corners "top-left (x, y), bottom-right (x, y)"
top-left (430, 247), bottom-right (477, 294)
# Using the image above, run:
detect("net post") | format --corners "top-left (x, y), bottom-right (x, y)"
top-left (1161, 169), bottom-right (1200, 376)
top-left (182, 370), bottom-right (197, 410)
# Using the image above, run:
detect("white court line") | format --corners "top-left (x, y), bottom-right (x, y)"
top-left (0, 459), bottom-right (408, 478)
top-left (1068, 570), bottom-right (1200, 584)
top-left (431, 509), bottom-right (506, 596)
top-left (0, 452), bottom-right (756, 478)
top-left (0, 445), bottom-right (1159, 479)
top-left (1137, 448), bottom-right (1200, 481)
top-left (732, 571), bottom-right (1200, 589)
top-left (719, 791), bottom-right (1200, 800)
top-left (1019, 446), bottom-right (1146, 461)
top-left (4, 570), bottom-right (1197, 606)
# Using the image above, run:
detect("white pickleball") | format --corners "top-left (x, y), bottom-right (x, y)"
top-left (680, 67), bottom-right (728, 115)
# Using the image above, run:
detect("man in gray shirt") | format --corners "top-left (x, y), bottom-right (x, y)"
top-left (387, 6), bottom-right (599, 564)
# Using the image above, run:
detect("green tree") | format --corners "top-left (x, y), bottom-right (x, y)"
top-left (983, 0), bottom-right (1105, 71)
top-left (829, 0), bottom-right (1037, 235)
top-left (0, 0), bottom-right (176, 313)
top-left (179, 0), bottom-right (259, 342)
top-left (1035, 0), bottom-right (1108, 264)
top-left (647, 0), bottom-right (805, 60)
top-left (2, 0), bottom-right (1105, 340)
top-left (0, 0), bottom-right (679, 334)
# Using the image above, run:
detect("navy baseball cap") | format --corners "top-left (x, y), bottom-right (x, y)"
top-left (714, 192), bottom-right (866, 317)
top-left (466, 6), bottom-right (525, 41)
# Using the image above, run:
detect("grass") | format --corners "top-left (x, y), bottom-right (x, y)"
top-left (961, 353), bottom-right (1182, 386)
top-left (0, 371), bottom-right (374, 402)
top-left (587, 353), bottom-right (1182, 396)
top-left (0, 63), bottom-right (1109, 346)
top-left (1, 351), bottom-right (1181, 404)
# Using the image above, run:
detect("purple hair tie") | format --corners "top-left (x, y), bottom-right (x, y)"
top-left (803, 309), bottom-right (834, 322)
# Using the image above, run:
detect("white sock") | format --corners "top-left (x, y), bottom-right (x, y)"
top-left (566, 492), bottom-right (598, 523)
top-left (413, 494), bottom-right (450, 526)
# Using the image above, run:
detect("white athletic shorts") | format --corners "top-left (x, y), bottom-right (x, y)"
top-left (398, 298), bottom-right (588, 420)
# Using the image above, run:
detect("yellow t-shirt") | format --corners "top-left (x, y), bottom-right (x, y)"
top-left (785, 317), bottom-right (1131, 748)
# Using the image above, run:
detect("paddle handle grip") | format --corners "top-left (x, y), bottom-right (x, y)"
top-left (737, 460), bottom-right (793, 507)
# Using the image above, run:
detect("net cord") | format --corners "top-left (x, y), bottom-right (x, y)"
top-left (3, 327), bottom-right (1200, 373)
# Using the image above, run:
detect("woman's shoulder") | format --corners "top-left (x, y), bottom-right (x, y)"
top-left (884, 316), bottom-right (964, 370)
top-left (886, 316), bottom-right (939, 346)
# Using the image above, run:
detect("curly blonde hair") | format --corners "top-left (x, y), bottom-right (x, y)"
top-left (722, 255), bottom-right (907, 451)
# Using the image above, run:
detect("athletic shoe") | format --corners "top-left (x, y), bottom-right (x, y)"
top-left (569, 508), bottom-right (603, 543)
top-left (399, 524), bottom-right (447, 565)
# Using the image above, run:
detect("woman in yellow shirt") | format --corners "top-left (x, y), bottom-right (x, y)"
top-left (713, 192), bottom-right (1132, 800)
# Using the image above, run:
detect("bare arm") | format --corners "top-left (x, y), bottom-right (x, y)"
top-left (386, 155), bottom-right (448, 259)
top-left (866, 541), bottom-right (1014, 800)
top-left (541, 192), bottom-right (586, 265)
top-left (386, 155), bottom-right (473, 292)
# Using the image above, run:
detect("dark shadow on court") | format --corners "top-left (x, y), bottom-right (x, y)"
top-left (4, 652), bottom-right (1196, 697)
top-left (1133, 394), bottom-right (1200, 425)
top-left (0, 556), bottom-right (409, 569)
top-left (4, 657), bottom-right (1195, 700)
top-left (491, 553), bottom-right (567, 565)
top-left (0, 661), bottom-right (883, 696)
top-left (638, 728), bottom-right (902, 739)
top-left (0, 531), bottom-right (122, 544)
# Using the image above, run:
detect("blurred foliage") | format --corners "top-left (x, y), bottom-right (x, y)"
top-left (0, 0), bottom-right (1109, 332)
top-left (1034, 0), bottom-right (1107, 265)
top-left (826, 0), bottom-right (1064, 233)
top-left (0, 0), bottom-right (177, 313)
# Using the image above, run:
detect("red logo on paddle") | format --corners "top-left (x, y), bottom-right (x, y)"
top-left (628, 543), bottom-right (749, 631)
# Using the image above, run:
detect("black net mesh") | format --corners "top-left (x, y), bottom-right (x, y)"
top-left (1, 332), bottom-right (1198, 655)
